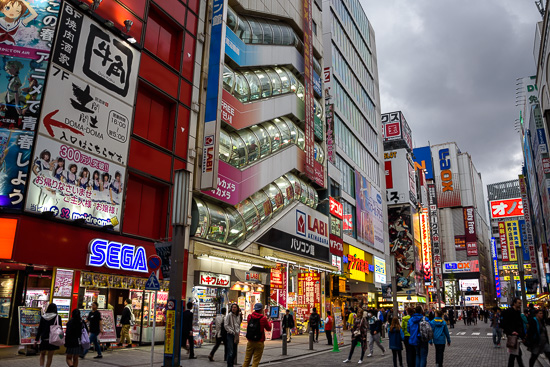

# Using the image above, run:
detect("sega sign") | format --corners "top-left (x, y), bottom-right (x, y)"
top-left (87, 239), bottom-right (148, 273)
top-left (329, 197), bottom-right (343, 219)
top-left (443, 260), bottom-right (479, 274)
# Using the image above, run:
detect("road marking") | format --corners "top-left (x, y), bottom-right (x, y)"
top-left (472, 332), bottom-right (480, 335)
top-left (487, 333), bottom-right (493, 336)
top-left (457, 332), bottom-right (466, 335)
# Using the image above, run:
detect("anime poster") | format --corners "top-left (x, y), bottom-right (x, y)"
top-left (388, 206), bottom-right (414, 290)
top-left (24, 135), bottom-right (125, 230)
top-left (0, 0), bottom-right (60, 59)
top-left (0, 127), bottom-right (32, 208)
top-left (52, 268), bottom-right (73, 297)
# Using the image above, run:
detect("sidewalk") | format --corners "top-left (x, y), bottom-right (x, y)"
top-left (0, 333), bottom-right (341, 366)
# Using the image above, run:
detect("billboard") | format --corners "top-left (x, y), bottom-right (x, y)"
top-left (413, 146), bottom-right (434, 180)
top-left (459, 279), bottom-right (480, 291)
top-left (428, 183), bottom-right (443, 289)
top-left (420, 208), bottom-right (432, 284)
top-left (303, 0), bottom-right (316, 185)
top-left (489, 198), bottom-right (524, 219)
top-left (388, 206), bottom-right (414, 289)
top-left (385, 149), bottom-right (416, 205)
top-left (0, 0), bottom-right (60, 209)
top-left (519, 175), bottom-right (538, 275)
top-left (25, 2), bottom-right (140, 230)
top-left (443, 260), bottom-right (480, 273)
top-left (454, 236), bottom-right (466, 251)
top-left (505, 220), bottom-right (520, 262)
top-left (432, 144), bottom-right (461, 208)
top-left (498, 222), bottom-right (509, 261)
top-left (381, 111), bottom-right (412, 151)
top-left (491, 237), bottom-right (501, 298)
top-left (355, 170), bottom-right (372, 247)
top-left (463, 207), bottom-right (477, 256)
top-left (201, 0), bottom-right (227, 189)
top-left (326, 103), bottom-right (335, 164)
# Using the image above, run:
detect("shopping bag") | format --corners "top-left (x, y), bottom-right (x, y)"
top-left (506, 335), bottom-right (518, 349)
top-left (81, 324), bottom-right (90, 350)
top-left (49, 317), bottom-right (65, 347)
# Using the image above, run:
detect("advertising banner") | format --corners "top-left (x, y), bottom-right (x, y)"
top-left (463, 207), bottom-right (478, 256)
top-left (385, 149), bottom-right (415, 205)
top-left (326, 103), bottom-right (335, 164)
top-left (53, 268), bottom-right (74, 298)
top-left (374, 256), bottom-right (386, 283)
top-left (80, 309), bottom-right (117, 342)
top-left (505, 220), bottom-right (520, 262)
top-left (329, 234), bottom-right (343, 257)
top-left (302, 0), bottom-right (316, 186)
top-left (464, 295), bottom-right (483, 306)
top-left (420, 208), bottom-right (432, 284)
top-left (25, 136), bottom-right (125, 229)
top-left (0, 128), bottom-right (33, 208)
top-left (519, 175), bottom-right (538, 275)
top-left (201, 0), bottom-right (227, 189)
top-left (489, 198), bottom-right (524, 219)
top-left (454, 236), bottom-right (466, 251)
top-left (432, 144), bottom-right (461, 208)
top-left (459, 279), bottom-right (479, 291)
top-left (442, 260), bottom-right (479, 273)
top-left (296, 272), bottom-right (320, 321)
top-left (389, 206), bottom-right (414, 289)
top-left (333, 306), bottom-right (344, 345)
top-left (355, 170), bottom-right (373, 247)
top-left (413, 146), bottom-right (434, 180)
top-left (499, 222), bottom-right (510, 261)
top-left (428, 183), bottom-right (443, 289)
top-left (491, 237), bottom-right (501, 298)
top-left (381, 111), bottom-right (412, 151)
top-left (18, 307), bottom-right (41, 345)
top-left (270, 267), bottom-right (283, 289)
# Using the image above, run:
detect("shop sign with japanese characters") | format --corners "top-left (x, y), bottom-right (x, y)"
top-left (199, 272), bottom-right (230, 287)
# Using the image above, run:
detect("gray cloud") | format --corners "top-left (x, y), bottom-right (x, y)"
top-left (361, 0), bottom-right (541, 185)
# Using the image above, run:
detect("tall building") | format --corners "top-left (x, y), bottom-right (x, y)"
top-left (322, 0), bottom-right (388, 307)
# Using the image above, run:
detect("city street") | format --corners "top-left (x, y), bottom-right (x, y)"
top-left (1, 322), bottom-right (549, 367)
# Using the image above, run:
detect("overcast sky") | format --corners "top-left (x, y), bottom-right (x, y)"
top-left (360, 0), bottom-right (542, 186)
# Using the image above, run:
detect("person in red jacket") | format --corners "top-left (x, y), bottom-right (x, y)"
top-left (242, 303), bottom-right (272, 367)
top-left (325, 311), bottom-right (334, 345)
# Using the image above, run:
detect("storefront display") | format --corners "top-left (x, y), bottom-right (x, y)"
top-left (18, 307), bottom-right (41, 345)
top-left (52, 298), bottom-right (71, 328)
top-left (0, 274), bottom-right (14, 319)
top-left (192, 285), bottom-right (229, 343)
top-left (80, 309), bottom-right (117, 343)
top-left (24, 289), bottom-right (50, 311)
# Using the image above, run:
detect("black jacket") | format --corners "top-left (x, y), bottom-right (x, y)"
top-left (35, 314), bottom-right (62, 342)
top-left (65, 318), bottom-right (88, 349)
top-left (182, 310), bottom-right (193, 333)
top-left (282, 314), bottom-right (295, 329)
top-left (309, 312), bottom-right (321, 327)
top-left (120, 306), bottom-right (132, 325)
top-left (525, 317), bottom-right (547, 347)
top-left (502, 307), bottom-right (525, 339)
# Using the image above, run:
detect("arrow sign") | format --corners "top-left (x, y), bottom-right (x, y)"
top-left (42, 110), bottom-right (85, 138)
top-left (145, 272), bottom-right (160, 291)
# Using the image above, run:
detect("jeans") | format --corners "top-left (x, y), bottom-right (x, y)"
top-left (82, 332), bottom-right (101, 356)
top-left (404, 336), bottom-right (416, 367)
top-left (210, 335), bottom-right (226, 360)
top-left (348, 335), bottom-right (366, 361)
top-left (325, 330), bottom-right (332, 345)
top-left (226, 334), bottom-right (238, 367)
top-left (434, 344), bottom-right (445, 366)
top-left (242, 341), bottom-right (265, 367)
top-left (493, 328), bottom-right (502, 346)
top-left (392, 349), bottom-right (403, 367)
top-left (369, 333), bottom-right (386, 354)
top-left (529, 351), bottom-right (550, 367)
top-left (508, 346), bottom-right (524, 367)
top-left (415, 343), bottom-right (428, 367)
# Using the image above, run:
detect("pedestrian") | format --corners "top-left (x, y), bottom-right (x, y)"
top-left (502, 297), bottom-right (526, 367)
top-left (118, 298), bottom-right (134, 348)
top-left (35, 303), bottom-right (62, 367)
top-left (82, 302), bottom-right (103, 359)
top-left (389, 317), bottom-right (404, 367)
top-left (282, 309), bottom-right (295, 343)
top-left (343, 307), bottom-right (368, 363)
top-left (473, 308), bottom-right (478, 325)
top-left (225, 303), bottom-right (242, 367)
top-left (65, 309), bottom-right (88, 367)
top-left (408, 306), bottom-right (429, 367)
top-left (428, 308), bottom-right (435, 321)
top-left (430, 310), bottom-right (451, 367)
top-left (242, 303), bottom-right (271, 367)
top-left (401, 307), bottom-right (415, 367)
top-left (526, 308), bottom-right (550, 367)
top-left (448, 309), bottom-right (455, 329)
top-left (367, 310), bottom-right (386, 357)
top-left (208, 307), bottom-right (227, 362)
top-left (182, 302), bottom-right (196, 359)
top-left (378, 308), bottom-right (386, 338)
top-left (347, 308), bottom-right (357, 330)
top-left (309, 307), bottom-right (321, 343)
top-left (325, 311), bottom-right (334, 345)
top-left (344, 307), bottom-right (351, 330)
top-left (522, 309), bottom-right (530, 335)
top-left (491, 308), bottom-right (503, 348)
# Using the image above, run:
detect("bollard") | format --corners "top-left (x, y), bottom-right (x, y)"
top-left (282, 333), bottom-right (287, 355)
top-left (309, 331), bottom-right (314, 350)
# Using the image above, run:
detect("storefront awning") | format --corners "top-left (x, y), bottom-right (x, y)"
top-left (192, 242), bottom-right (277, 268)
top-left (259, 247), bottom-right (338, 272)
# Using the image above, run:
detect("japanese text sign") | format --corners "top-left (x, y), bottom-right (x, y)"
top-left (199, 272), bottom-right (230, 287)
top-left (505, 221), bottom-right (519, 262)
top-left (489, 198), bottom-right (524, 219)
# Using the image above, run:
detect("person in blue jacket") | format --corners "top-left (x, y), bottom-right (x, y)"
top-left (430, 310), bottom-right (451, 367)
top-left (389, 317), bottom-right (404, 367)
top-left (408, 306), bottom-right (429, 367)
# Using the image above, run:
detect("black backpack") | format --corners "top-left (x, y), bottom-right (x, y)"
top-left (246, 316), bottom-right (263, 341)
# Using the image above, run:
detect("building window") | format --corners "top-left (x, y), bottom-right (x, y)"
top-left (312, 20), bottom-right (317, 35)
top-left (342, 200), bottom-right (355, 238)
top-left (144, 6), bottom-right (182, 70)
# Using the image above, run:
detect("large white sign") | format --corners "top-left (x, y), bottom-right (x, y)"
top-left (385, 149), bottom-right (416, 205)
top-left (459, 279), bottom-right (480, 291)
top-left (374, 256), bottom-right (386, 283)
top-left (432, 143), bottom-right (461, 208)
top-left (270, 204), bottom-right (329, 247)
top-left (464, 295), bottom-right (484, 306)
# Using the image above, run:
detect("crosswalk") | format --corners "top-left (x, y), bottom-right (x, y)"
top-left (448, 331), bottom-right (493, 337)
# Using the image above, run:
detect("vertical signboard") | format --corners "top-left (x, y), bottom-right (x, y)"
top-left (420, 208), bottom-right (432, 284)
top-left (499, 222), bottom-right (510, 261)
top-left (385, 149), bottom-right (415, 205)
top-left (491, 238), bottom-right (501, 298)
top-left (355, 170), bottom-right (373, 247)
top-left (297, 272), bottom-right (320, 321)
top-left (24, 3), bottom-right (140, 231)
top-left (505, 221), bottom-right (519, 262)
top-left (428, 183), bottom-right (443, 289)
top-left (389, 206), bottom-right (414, 289)
top-left (432, 144), bottom-right (461, 208)
top-left (463, 207), bottom-right (477, 256)
top-left (519, 175), bottom-right (538, 276)
top-left (201, 0), bottom-right (227, 189)
top-left (0, 1), bottom-right (60, 209)
top-left (325, 103), bottom-right (335, 164)
top-left (303, 0), bottom-right (315, 184)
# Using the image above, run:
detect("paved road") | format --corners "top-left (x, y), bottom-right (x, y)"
top-left (1, 321), bottom-right (549, 366)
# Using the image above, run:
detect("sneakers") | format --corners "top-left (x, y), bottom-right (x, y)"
top-left (343, 359), bottom-right (350, 363)
top-left (358, 360), bottom-right (363, 364)
top-left (93, 355), bottom-right (102, 359)
top-left (367, 353), bottom-right (373, 357)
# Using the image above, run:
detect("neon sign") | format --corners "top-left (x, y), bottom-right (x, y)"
top-left (87, 239), bottom-right (148, 273)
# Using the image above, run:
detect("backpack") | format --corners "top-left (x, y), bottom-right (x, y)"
top-left (419, 318), bottom-right (433, 343)
top-left (246, 316), bottom-right (263, 341)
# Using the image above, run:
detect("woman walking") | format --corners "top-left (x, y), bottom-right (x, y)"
top-left (35, 303), bottom-right (62, 367)
top-left (526, 309), bottom-right (550, 367)
top-left (389, 317), bottom-right (404, 367)
top-left (224, 303), bottom-right (242, 367)
top-left (430, 310), bottom-right (451, 367)
top-left (343, 308), bottom-right (368, 364)
top-left (65, 309), bottom-right (88, 367)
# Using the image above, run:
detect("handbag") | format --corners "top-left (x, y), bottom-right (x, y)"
top-left (506, 335), bottom-right (518, 349)
top-left (81, 322), bottom-right (91, 350)
top-left (49, 316), bottom-right (65, 347)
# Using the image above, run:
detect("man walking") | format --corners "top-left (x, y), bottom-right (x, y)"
top-left (408, 306), bottom-right (429, 367)
top-left (367, 310), bottom-right (386, 357)
top-left (401, 308), bottom-right (415, 367)
top-left (208, 307), bottom-right (227, 362)
top-left (324, 311), bottom-right (334, 345)
top-left (118, 299), bottom-right (133, 348)
top-left (83, 301), bottom-right (103, 358)
top-left (309, 307), bottom-right (321, 343)
top-left (491, 308), bottom-right (502, 348)
top-left (502, 298), bottom-right (526, 367)
top-left (242, 303), bottom-right (271, 367)
top-left (282, 309), bottom-right (295, 343)
top-left (182, 302), bottom-right (196, 359)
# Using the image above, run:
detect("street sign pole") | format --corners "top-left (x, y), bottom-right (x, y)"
top-left (146, 257), bottom-right (162, 367)
top-left (151, 287), bottom-right (157, 367)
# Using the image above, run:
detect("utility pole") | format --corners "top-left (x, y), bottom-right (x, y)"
top-left (391, 254), bottom-right (398, 316)
top-left (517, 245), bottom-right (527, 310)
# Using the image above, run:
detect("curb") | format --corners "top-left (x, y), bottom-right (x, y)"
top-left (259, 344), bottom-right (351, 364)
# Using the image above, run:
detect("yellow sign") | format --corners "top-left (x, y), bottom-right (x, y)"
top-left (164, 310), bottom-right (175, 355)
top-left (505, 221), bottom-right (520, 262)
top-left (502, 264), bottom-right (531, 270)
top-left (501, 275), bottom-right (533, 281)
top-left (347, 245), bottom-right (366, 282)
